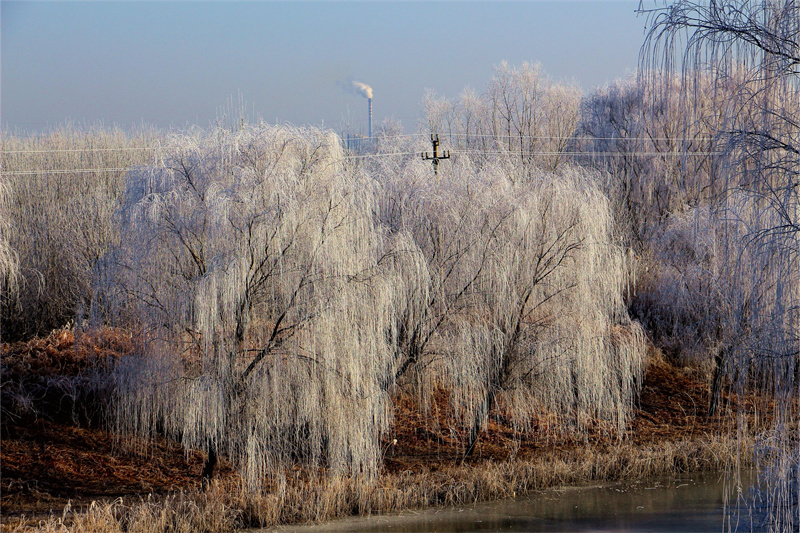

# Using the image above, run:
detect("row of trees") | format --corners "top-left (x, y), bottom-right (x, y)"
top-left (3, 3), bottom-right (796, 523)
top-left (412, 3), bottom-right (800, 525)
top-left (421, 61), bottom-right (582, 176)
top-left (412, 61), bottom-right (748, 415)
top-left (0, 117), bottom-right (645, 492)
top-left (104, 124), bottom-right (643, 490)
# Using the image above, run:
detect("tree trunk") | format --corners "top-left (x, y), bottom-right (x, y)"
top-left (201, 443), bottom-right (218, 490)
top-left (708, 348), bottom-right (727, 417)
top-left (464, 388), bottom-right (497, 459)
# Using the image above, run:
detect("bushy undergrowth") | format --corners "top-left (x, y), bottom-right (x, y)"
top-left (1, 326), bottom-right (134, 429)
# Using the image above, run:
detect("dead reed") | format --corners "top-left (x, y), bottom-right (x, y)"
top-left (4, 434), bottom-right (749, 533)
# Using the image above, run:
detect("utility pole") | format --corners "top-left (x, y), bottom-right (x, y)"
top-left (421, 134), bottom-right (450, 179)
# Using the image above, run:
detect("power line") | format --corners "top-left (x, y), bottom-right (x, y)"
top-left (1, 147), bottom-right (158, 154)
top-left (428, 133), bottom-right (716, 142)
top-left (449, 149), bottom-right (721, 157)
top-left (0, 133), bottom-right (719, 155)
top-left (0, 148), bottom-right (723, 176)
top-left (0, 142), bottom-right (717, 156)
top-left (342, 151), bottom-right (419, 159)
top-left (1, 168), bottom-right (134, 176)
top-left (0, 153), bottom-right (419, 174)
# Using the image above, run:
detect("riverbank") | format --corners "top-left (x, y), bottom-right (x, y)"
top-left (1, 329), bottom-right (752, 532)
top-left (274, 469), bottom-right (753, 533)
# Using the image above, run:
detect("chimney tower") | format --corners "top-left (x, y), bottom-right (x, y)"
top-left (368, 97), bottom-right (373, 141)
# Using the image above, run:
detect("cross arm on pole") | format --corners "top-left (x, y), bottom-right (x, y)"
top-left (421, 134), bottom-right (450, 179)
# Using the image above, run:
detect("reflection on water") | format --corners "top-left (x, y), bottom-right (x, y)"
top-left (267, 471), bottom-right (759, 533)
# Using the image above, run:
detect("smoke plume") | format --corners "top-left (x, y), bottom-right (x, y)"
top-left (352, 81), bottom-right (373, 99)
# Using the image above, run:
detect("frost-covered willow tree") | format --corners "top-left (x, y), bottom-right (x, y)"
top-left (632, 203), bottom-right (763, 417)
top-left (580, 73), bottom-right (729, 246)
top-left (366, 135), bottom-right (645, 455)
top-left (1, 126), bottom-right (156, 340)
top-left (107, 124), bottom-right (395, 490)
top-left (442, 167), bottom-right (645, 455)
top-left (363, 135), bottom-right (506, 398)
top-left (0, 175), bottom-right (19, 342)
top-left (642, 0), bottom-right (800, 529)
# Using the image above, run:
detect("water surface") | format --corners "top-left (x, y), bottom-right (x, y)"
top-left (266, 471), bottom-right (759, 533)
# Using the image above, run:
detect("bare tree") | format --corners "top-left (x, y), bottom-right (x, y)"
top-left (0, 126), bottom-right (156, 340)
top-left (420, 62), bottom-right (581, 178)
top-left (484, 62), bottom-right (582, 174)
top-left (366, 133), bottom-right (645, 456)
top-left (109, 124), bottom-right (395, 490)
top-left (631, 203), bottom-right (759, 416)
top-left (641, 1), bottom-right (800, 529)
top-left (443, 168), bottom-right (645, 456)
top-left (580, 73), bottom-right (727, 247)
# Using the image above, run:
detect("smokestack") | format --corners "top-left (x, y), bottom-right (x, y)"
top-left (350, 81), bottom-right (374, 142)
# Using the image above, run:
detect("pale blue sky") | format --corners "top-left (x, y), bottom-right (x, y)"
top-left (2, 1), bottom-right (648, 133)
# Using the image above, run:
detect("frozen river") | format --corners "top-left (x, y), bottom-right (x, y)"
top-left (263, 471), bottom-right (759, 533)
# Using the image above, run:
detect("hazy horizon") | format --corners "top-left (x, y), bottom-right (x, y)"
top-left (2, 1), bottom-right (649, 133)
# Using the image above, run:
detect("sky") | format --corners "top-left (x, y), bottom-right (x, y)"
top-left (1, 1), bottom-right (651, 134)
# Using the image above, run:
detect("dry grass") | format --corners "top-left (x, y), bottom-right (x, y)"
top-left (2, 333), bottom-right (754, 532)
top-left (263, 435), bottom-right (748, 524)
top-left (4, 492), bottom-right (240, 533)
top-left (2, 434), bottom-right (749, 533)
top-left (1, 327), bottom-right (132, 378)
